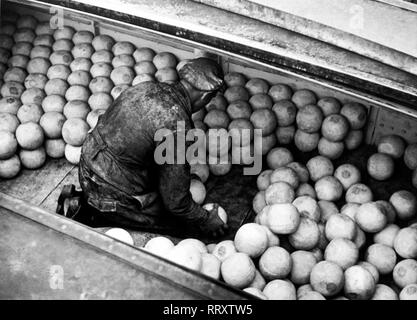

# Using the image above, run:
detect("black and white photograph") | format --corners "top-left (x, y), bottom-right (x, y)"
top-left (1, 0), bottom-right (417, 305)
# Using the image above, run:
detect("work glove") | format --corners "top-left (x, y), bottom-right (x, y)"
top-left (199, 203), bottom-right (229, 238)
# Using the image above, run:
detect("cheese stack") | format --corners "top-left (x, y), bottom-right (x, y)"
top-left (45, 25), bottom-right (82, 165)
top-left (109, 39), bottom-right (134, 97)
top-left (86, 34), bottom-right (115, 130)
top-left (132, 46), bottom-right (156, 86)
top-left (33, 24), bottom-right (68, 163)
top-left (0, 15), bottom-right (22, 178)
top-left (153, 51), bottom-right (178, 84)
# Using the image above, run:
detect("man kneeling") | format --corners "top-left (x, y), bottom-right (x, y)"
top-left (57, 58), bottom-right (228, 239)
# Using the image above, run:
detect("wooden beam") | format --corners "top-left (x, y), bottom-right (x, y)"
top-left (195, 0), bottom-right (417, 74)
top-left (0, 192), bottom-right (251, 300)
top-left (5, 0), bottom-right (417, 109)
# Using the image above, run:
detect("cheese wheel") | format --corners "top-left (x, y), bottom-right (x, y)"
top-left (153, 52), bottom-right (177, 69)
top-left (20, 87), bottom-right (45, 105)
top-left (17, 103), bottom-right (44, 123)
top-left (19, 147), bottom-right (46, 169)
top-left (42, 94), bottom-right (66, 112)
top-left (4, 67), bottom-right (27, 83)
top-left (72, 43), bottom-right (94, 59)
top-left (0, 113), bottom-right (20, 133)
top-left (63, 100), bottom-right (90, 119)
top-left (53, 26), bottom-right (75, 40)
top-left (45, 138), bottom-right (66, 158)
top-left (0, 97), bottom-right (22, 114)
top-left (89, 76), bottom-right (114, 94)
top-left (52, 39), bottom-right (74, 52)
top-left (224, 72), bottom-right (246, 87)
top-left (91, 50), bottom-right (113, 64)
top-left (50, 50), bottom-right (73, 66)
top-left (269, 84), bottom-right (293, 102)
top-left (17, 15), bottom-right (38, 30)
top-left (24, 73), bottom-right (48, 90)
top-left (1, 81), bottom-right (25, 98)
top-left (0, 154), bottom-right (21, 179)
top-left (86, 109), bottom-right (106, 129)
top-left (133, 47), bottom-right (155, 62)
top-left (112, 54), bottom-right (135, 68)
top-left (34, 35), bottom-right (54, 47)
top-left (27, 57), bottom-right (50, 74)
top-left (88, 92), bottom-right (113, 111)
top-left (224, 86), bottom-right (250, 103)
top-left (39, 111), bottom-right (66, 138)
top-left (0, 64), bottom-right (6, 78)
top-left (44, 78), bottom-right (69, 96)
top-left (15, 122), bottom-right (44, 150)
top-left (12, 42), bottom-right (33, 56)
top-left (72, 30), bottom-right (94, 45)
top-left (110, 66), bottom-right (134, 85)
top-left (67, 71), bottom-right (92, 87)
top-left (92, 35), bottom-right (115, 51)
top-left (90, 62), bottom-right (112, 78)
top-left (65, 85), bottom-right (90, 102)
top-left (61, 118), bottom-right (89, 146)
top-left (30, 45), bottom-right (51, 59)
top-left (134, 61), bottom-right (157, 75)
top-left (246, 78), bottom-right (269, 95)
top-left (8, 55), bottom-right (29, 69)
top-left (1, 23), bottom-right (17, 36)
top-left (155, 67), bottom-right (178, 83)
top-left (0, 34), bottom-right (14, 50)
top-left (110, 84), bottom-right (129, 99)
top-left (64, 144), bottom-right (82, 164)
top-left (70, 57), bottom-right (92, 72)
top-left (132, 73), bottom-right (155, 86)
top-left (47, 64), bottom-right (71, 80)
top-left (112, 41), bottom-right (135, 56)
top-left (0, 48), bottom-right (10, 64)
top-left (35, 22), bottom-right (54, 36)
top-left (13, 28), bottom-right (36, 43)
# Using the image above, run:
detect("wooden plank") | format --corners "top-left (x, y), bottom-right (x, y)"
top-left (0, 159), bottom-right (75, 206)
top-left (371, 107), bottom-right (417, 144)
top-left (244, 0), bottom-right (417, 57)
top-left (376, 0), bottom-right (417, 12)
top-left (0, 193), bottom-right (250, 300)
top-left (39, 165), bottom-right (80, 212)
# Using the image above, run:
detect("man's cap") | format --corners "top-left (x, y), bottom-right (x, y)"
top-left (178, 57), bottom-right (224, 92)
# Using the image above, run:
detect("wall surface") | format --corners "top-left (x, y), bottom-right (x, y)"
top-left (250, 0), bottom-right (417, 58)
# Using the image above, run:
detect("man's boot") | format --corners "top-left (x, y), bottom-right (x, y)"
top-left (56, 184), bottom-right (83, 220)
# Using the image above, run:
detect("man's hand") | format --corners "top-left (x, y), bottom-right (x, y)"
top-left (199, 203), bottom-right (229, 238)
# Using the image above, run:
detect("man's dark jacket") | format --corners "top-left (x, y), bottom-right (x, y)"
top-left (79, 81), bottom-right (207, 232)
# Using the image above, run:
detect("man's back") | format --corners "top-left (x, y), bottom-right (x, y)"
top-left (82, 81), bottom-right (192, 195)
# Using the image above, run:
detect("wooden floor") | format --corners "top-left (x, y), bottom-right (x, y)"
top-left (0, 157), bottom-right (258, 246)
top-left (0, 159), bottom-right (79, 213)
top-left (0, 159), bottom-right (172, 247)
